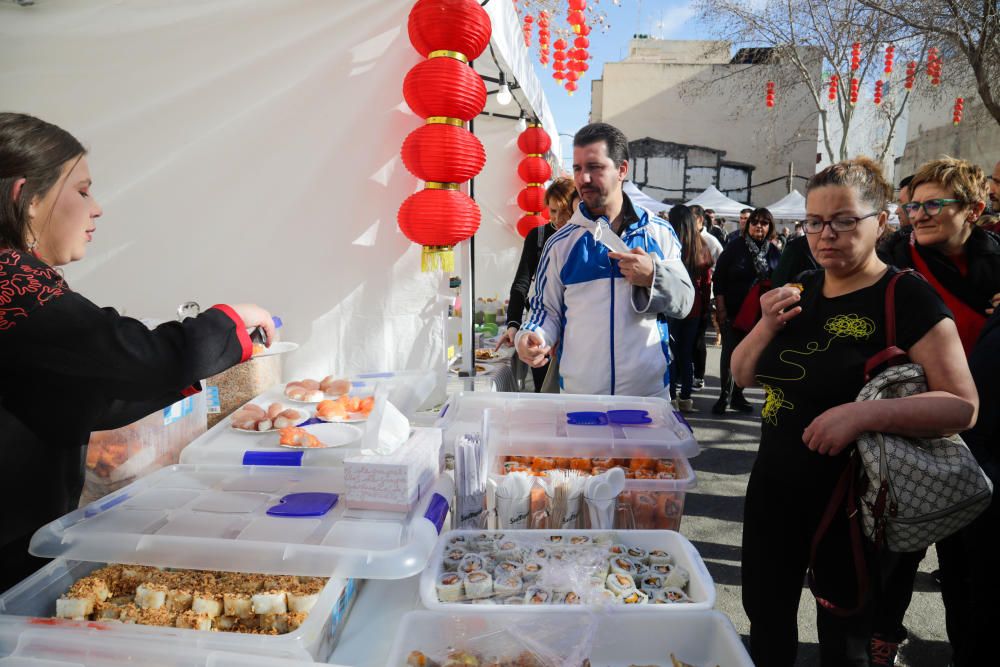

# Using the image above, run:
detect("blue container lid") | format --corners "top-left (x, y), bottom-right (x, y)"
top-left (566, 411), bottom-right (609, 425)
top-left (606, 409), bottom-right (652, 424)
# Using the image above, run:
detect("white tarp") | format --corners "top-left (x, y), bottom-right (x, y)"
top-left (624, 181), bottom-right (669, 215)
top-left (763, 190), bottom-right (807, 220)
top-left (0, 0), bottom-right (556, 384)
top-left (684, 186), bottom-right (752, 217)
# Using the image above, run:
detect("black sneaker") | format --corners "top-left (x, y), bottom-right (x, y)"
top-left (711, 397), bottom-right (728, 415)
top-left (731, 396), bottom-right (753, 413)
top-left (693, 377), bottom-right (705, 390)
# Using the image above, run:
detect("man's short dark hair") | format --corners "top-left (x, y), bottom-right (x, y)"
top-left (704, 208), bottom-right (715, 216)
top-left (899, 174), bottom-right (914, 189)
top-left (689, 205), bottom-right (705, 220)
top-left (573, 123), bottom-right (629, 167)
top-left (740, 208), bottom-right (753, 215)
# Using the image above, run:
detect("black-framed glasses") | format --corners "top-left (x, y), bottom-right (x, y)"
top-left (803, 212), bottom-right (879, 234)
top-left (901, 198), bottom-right (963, 217)
top-left (748, 220), bottom-right (769, 227)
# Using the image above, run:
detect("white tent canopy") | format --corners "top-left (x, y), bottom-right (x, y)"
top-left (684, 186), bottom-right (751, 217)
top-left (763, 190), bottom-right (807, 221)
top-left (624, 181), bottom-right (669, 215)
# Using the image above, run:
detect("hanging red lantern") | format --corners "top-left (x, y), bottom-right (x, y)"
top-left (851, 42), bottom-right (861, 71)
top-left (565, 70), bottom-right (581, 82)
top-left (517, 186), bottom-right (547, 213)
top-left (517, 214), bottom-right (547, 238)
top-left (953, 97), bottom-right (964, 125)
top-left (553, 60), bottom-right (566, 72)
top-left (398, 188), bottom-right (481, 264)
top-left (553, 70), bottom-right (565, 80)
top-left (568, 10), bottom-right (585, 25)
top-left (569, 0), bottom-right (587, 10)
top-left (579, 23), bottom-right (591, 36)
top-left (401, 122), bottom-right (486, 183)
top-left (565, 81), bottom-right (578, 93)
top-left (518, 125), bottom-right (552, 154)
top-left (765, 81), bottom-right (776, 108)
top-left (849, 77), bottom-right (859, 105)
top-left (905, 61), bottom-right (916, 89)
top-left (407, 0), bottom-right (492, 60)
top-left (518, 155), bottom-right (551, 183)
top-left (554, 49), bottom-right (566, 60)
top-left (828, 74), bottom-right (839, 101)
top-left (524, 14), bottom-right (533, 23)
top-left (884, 44), bottom-right (894, 74)
top-left (553, 38), bottom-right (568, 51)
top-left (403, 57), bottom-right (487, 121)
top-left (574, 36), bottom-right (590, 49)
top-left (579, 61), bottom-right (589, 72)
top-left (873, 80), bottom-right (883, 105)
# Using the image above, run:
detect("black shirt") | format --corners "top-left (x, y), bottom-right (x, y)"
top-left (753, 269), bottom-right (951, 487)
top-left (505, 223), bottom-right (559, 329)
top-left (713, 238), bottom-right (781, 315)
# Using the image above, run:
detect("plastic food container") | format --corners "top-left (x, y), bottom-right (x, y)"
top-left (1, 464), bottom-right (453, 662)
top-left (82, 393), bottom-right (207, 505)
top-left (419, 529), bottom-right (715, 613)
top-left (387, 609), bottom-right (752, 667)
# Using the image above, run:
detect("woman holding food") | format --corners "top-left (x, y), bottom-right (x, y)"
top-left (497, 177), bottom-right (579, 391)
top-left (0, 113), bottom-right (275, 590)
top-left (731, 157), bottom-right (977, 665)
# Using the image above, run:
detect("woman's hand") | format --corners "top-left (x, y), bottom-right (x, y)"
top-left (803, 403), bottom-right (872, 456)
top-left (231, 303), bottom-right (276, 346)
top-left (495, 326), bottom-right (518, 351)
top-left (759, 286), bottom-right (803, 334)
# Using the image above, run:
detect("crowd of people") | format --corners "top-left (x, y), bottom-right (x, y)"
top-left (500, 121), bottom-right (998, 667)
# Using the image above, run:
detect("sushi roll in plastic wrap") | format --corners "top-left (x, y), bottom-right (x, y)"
top-left (626, 546), bottom-right (649, 564)
top-left (493, 574), bottom-right (523, 598)
top-left (664, 564), bottom-right (690, 590)
top-left (530, 546), bottom-right (551, 561)
top-left (464, 571), bottom-right (493, 599)
top-left (496, 540), bottom-right (522, 562)
top-left (610, 556), bottom-right (637, 576)
top-left (524, 586), bottom-right (550, 604)
top-left (656, 587), bottom-right (692, 604)
top-left (607, 544), bottom-right (628, 556)
top-left (639, 574), bottom-right (664, 591)
top-left (651, 563), bottom-right (674, 577)
top-left (436, 572), bottom-right (465, 603)
top-left (648, 549), bottom-right (674, 566)
top-left (568, 535), bottom-right (592, 546)
top-left (606, 572), bottom-right (636, 595)
top-left (521, 560), bottom-right (544, 582)
top-left (494, 560), bottom-right (523, 578)
top-left (458, 553), bottom-right (485, 575)
top-left (620, 589), bottom-right (649, 605)
top-left (443, 547), bottom-right (468, 572)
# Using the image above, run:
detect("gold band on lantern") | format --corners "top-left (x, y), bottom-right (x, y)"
top-left (526, 182), bottom-right (544, 187)
top-left (425, 182), bottom-right (461, 191)
top-left (429, 50), bottom-right (469, 64)
top-left (526, 153), bottom-right (543, 158)
top-left (426, 116), bottom-right (465, 127)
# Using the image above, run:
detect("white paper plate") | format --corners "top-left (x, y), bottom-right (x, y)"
top-left (277, 422), bottom-right (363, 449)
top-left (316, 413), bottom-right (369, 424)
top-left (252, 341), bottom-right (299, 357)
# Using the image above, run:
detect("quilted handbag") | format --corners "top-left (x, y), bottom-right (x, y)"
top-left (854, 363), bottom-right (992, 552)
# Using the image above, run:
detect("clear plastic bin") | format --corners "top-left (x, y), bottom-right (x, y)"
top-left (387, 609), bottom-right (752, 666)
top-left (82, 393), bottom-right (207, 505)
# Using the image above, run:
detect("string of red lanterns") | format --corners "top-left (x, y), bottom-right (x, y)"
top-left (538, 11), bottom-right (550, 67)
top-left (523, 13), bottom-right (533, 47)
top-left (851, 42), bottom-right (861, 71)
top-left (765, 81), bottom-right (775, 108)
top-left (516, 123), bottom-right (553, 237)
top-left (905, 61), bottom-right (917, 90)
top-left (849, 77), bottom-right (860, 106)
top-left (828, 74), bottom-right (839, 101)
top-left (927, 47), bottom-right (942, 85)
top-left (884, 44), bottom-right (894, 75)
top-left (398, 0), bottom-right (492, 272)
top-left (873, 80), bottom-right (884, 106)
top-left (953, 97), bottom-right (964, 125)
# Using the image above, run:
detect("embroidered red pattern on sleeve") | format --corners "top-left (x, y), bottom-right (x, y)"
top-left (0, 250), bottom-right (67, 331)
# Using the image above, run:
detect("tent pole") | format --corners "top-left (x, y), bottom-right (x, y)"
top-left (460, 79), bottom-right (477, 386)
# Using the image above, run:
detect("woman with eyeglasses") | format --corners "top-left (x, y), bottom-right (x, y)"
top-left (873, 157), bottom-right (1000, 665)
top-left (730, 158), bottom-right (977, 666)
top-left (711, 207), bottom-right (780, 415)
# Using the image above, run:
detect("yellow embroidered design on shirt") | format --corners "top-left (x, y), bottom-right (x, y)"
top-left (761, 384), bottom-right (794, 426)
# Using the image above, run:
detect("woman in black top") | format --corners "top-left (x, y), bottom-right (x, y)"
top-left (497, 178), bottom-right (578, 391)
top-left (711, 207), bottom-right (781, 414)
top-left (731, 158), bottom-right (977, 666)
top-left (0, 113), bottom-right (275, 590)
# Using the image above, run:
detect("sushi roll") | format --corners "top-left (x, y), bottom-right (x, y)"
top-left (443, 547), bottom-right (468, 571)
top-left (503, 596), bottom-right (525, 605)
top-left (464, 571), bottom-right (493, 600)
top-left (546, 534), bottom-right (564, 544)
top-left (436, 572), bottom-right (465, 602)
top-left (664, 565), bottom-right (690, 590)
top-left (656, 587), bottom-right (692, 604)
top-left (626, 546), bottom-right (649, 564)
top-left (610, 557), bottom-right (637, 577)
top-left (473, 533), bottom-right (495, 551)
top-left (496, 540), bottom-right (522, 562)
top-left (459, 553), bottom-right (486, 575)
top-left (648, 549), bottom-right (674, 566)
top-left (494, 560), bottom-right (523, 578)
top-left (607, 544), bottom-right (628, 556)
top-left (521, 560), bottom-right (544, 582)
top-left (606, 572), bottom-right (637, 595)
top-left (639, 574), bottom-right (664, 591)
top-left (524, 586), bottom-right (550, 604)
top-left (447, 535), bottom-right (467, 547)
top-left (530, 546), bottom-right (551, 561)
top-left (493, 574), bottom-right (523, 598)
top-left (620, 589), bottom-right (649, 605)
top-left (562, 591), bottom-right (583, 605)
top-left (651, 563), bottom-right (674, 577)
top-left (568, 535), bottom-right (592, 546)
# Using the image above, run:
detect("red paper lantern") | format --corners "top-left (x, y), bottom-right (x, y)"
top-left (518, 155), bottom-right (551, 183)
top-left (574, 36), bottom-right (590, 49)
top-left (407, 0), bottom-right (492, 60)
top-left (524, 14), bottom-right (533, 23)
top-left (573, 48), bottom-right (588, 61)
top-left (401, 123), bottom-right (486, 183)
top-left (398, 188), bottom-right (481, 246)
top-left (553, 71), bottom-right (565, 80)
top-left (518, 125), bottom-right (552, 154)
top-left (565, 70), bottom-right (581, 82)
top-left (517, 214), bottom-right (547, 238)
top-left (579, 61), bottom-right (589, 72)
top-left (873, 80), bottom-right (883, 105)
top-left (554, 49), bottom-right (566, 61)
top-left (568, 10), bottom-right (585, 26)
top-left (403, 57), bottom-right (487, 121)
top-left (553, 60), bottom-right (566, 71)
top-left (565, 81), bottom-right (578, 93)
top-left (905, 61), bottom-right (916, 89)
top-left (517, 186), bottom-right (547, 213)
top-left (579, 24), bottom-right (591, 36)
top-left (553, 38), bottom-right (568, 51)
top-left (569, 0), bottom-right (587, 10)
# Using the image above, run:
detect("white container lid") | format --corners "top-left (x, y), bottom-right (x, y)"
top-left (0, 617), bottom-right (341, 666)
top-left (29, 464), bottom-right (452, 579)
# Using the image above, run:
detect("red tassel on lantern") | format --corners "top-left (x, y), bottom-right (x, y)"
top-left (517, 186), bottom-right (547, 213)
top-left (407, 0), bottom-right (491, 60)
top-left (517, 214), bottom-right (547, 238)
top-left (401, 123), bottom-right (486, 183)
top-left (519, 156), bottom-right (552, 183)
top-left (403, 57), bottom-right (487, 121)
top-left (518, 125), bottom-right (552, 154)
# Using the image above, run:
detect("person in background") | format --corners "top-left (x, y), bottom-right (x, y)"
top-left (771, 229), bottom-right (819, 287)
top-left (725, 207), bottom-right (753, 246)
top-left (712, 208), bottom-right (780, 414)
top-left (876, 175), bottom-right (914, 256)
top-left (689, 205), bottom-right (721, 390)
top-left (731, 157), bottom-right (976, 667)
top-left (667, 205), bottom-right (713, 412)
top-left (978, 160), bottom-right (1000, 233)
top-left (705, 207), bottom-right (726, 245)
top-left (496, 178), bottom-right (578, 392)
top-left (515, 123), bottom-right (694, 396)
top-left (0, 113), bottom-right (276, 590)
top-left (870, 156), bottom-right (1000, 665)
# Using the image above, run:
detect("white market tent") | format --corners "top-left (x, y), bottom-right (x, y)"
top-left (763, 190), bottom-right (807, 221)
top-left (0, 0), bottom-right (557, 390)
top-left (684, 186), bottom-right (752, 217)
top-left (624, 181), bottom-right (670, 215)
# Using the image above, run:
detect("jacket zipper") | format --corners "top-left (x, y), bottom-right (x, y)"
top-left (609, 247), bottom-right (616, 395)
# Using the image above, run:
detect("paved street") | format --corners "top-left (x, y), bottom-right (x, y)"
top-left (683, 340), bottom-right (950, 666)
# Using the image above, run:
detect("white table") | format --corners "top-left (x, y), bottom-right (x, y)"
top-left (329, 576), bottom-right (422, 666)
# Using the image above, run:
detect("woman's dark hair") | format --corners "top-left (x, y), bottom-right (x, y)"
top-left (668, 204), bottom-right (706, 278)
top-left (0, 113), bottom-right (86, 252)
top-left (743, 207), bottom-right (775, 240)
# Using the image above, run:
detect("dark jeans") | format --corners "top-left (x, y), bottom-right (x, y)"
top-left (719, 321), bottom-right (747, 400)
top-left (870, 548), bottom-right (925, 642)
top-left (743, 465), bottom-right (876, 666)
top-left (668, 318), bottom-right (700, 400)
top-left (694, 315), bottom-right (708, 379)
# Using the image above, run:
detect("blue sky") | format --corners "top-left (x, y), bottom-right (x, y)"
top-left (528, 1), bottom-right (714, 166)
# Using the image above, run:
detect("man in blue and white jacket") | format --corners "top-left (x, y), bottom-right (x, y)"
top-left (515, 123), bottom-right (694, 397)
